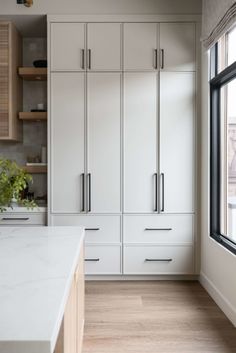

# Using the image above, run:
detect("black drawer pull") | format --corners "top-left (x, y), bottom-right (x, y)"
top-left (145, 258), bottom-right (172, 262)
top-left (85, 228), bottom-right (100, 231)
top-left (85, 258), bottom-right (100, 262)
top-left (145, 228), bottom-right (172, 231)
top-left (1, 217), bottom-right (30, 221)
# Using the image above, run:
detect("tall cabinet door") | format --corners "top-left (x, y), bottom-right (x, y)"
top-left (124, 73), bottom-right (157, 213)
top-left (87, 73), bottom-right (121, 213)
top-left (160, 72), bottom-right (195, 213)
top-left (160, 23), bottom-right (195, 71)
top-left (124, 23), bottom-right (158, 71)
top-left (87, 23), bottom-right (121, 71)
top-left (51, 73), bottom-right (85, 213)
top-left (50, 23), bottom-right (85, 71)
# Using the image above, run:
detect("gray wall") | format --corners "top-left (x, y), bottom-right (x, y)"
top-left (0, 0), bottom-right (202, 15)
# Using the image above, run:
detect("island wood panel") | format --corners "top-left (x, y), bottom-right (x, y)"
top-left (54, 245), bottom-right (84, 353)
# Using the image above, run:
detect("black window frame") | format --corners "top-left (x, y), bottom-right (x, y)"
top-left (210, 55), bottom-right (236, 255)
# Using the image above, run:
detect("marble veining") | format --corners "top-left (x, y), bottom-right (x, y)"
top-left (0, 226), bottom-right (84, 353)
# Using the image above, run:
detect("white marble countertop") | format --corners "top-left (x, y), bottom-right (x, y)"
top-left (0, 226), bottom-right (84, 353)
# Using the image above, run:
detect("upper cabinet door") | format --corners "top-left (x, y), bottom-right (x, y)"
top-left (87, 73), bottom-right (121, 213)
top-left (160, 72), bottom-right (195, 213)
top-left (124, 73), bottom-right (157, 213)
top-left (160, 23), bottom-right (195, 71)
top-left (51, 73), bottom-right (85, 213)
top-left (87, 23), bottom-right (121, 71)
top-left (51, 23), bottom-right (85, 71)
top-left (124, 23), bottom-right (158, 71)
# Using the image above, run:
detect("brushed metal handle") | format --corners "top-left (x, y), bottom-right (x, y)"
top-left (87, 173), bottom-right (91, 212)
top-left (1, 217), bottom-right (29, 221)
top-left (85, 258), bottom-right (100, 262)
top-left (85, 228), bottom-right (100, 231)
top-left (154, 49), bottom-right (158, 69)
top-left (160, 49), bottom-right (164, 69)
top-left (81, 173), bottom-right (85, 212)
top-left (145, 228), bottom-right (172, 231)
top-left (154, 173), bottom-right (158, 212)
top-left (160, 173), bottom-right (165, 212)
top-left (145, 258), bottom-right (172, 262)
top-left (87, 49), bottom-right (91, 69)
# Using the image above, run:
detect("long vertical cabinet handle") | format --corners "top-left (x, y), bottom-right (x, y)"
top-left (87, 173), bottom-right (91, 212)
top-left (154, 173), bottom-right (158, 212)
top-left (81, 173), bottom-right (85, 212)
top-left (160, 173), bottom-right (165, 212)
top-left (87, 49), bottom-right (91, 70)
top-left (153, 49), bottom-right (158, 69)
top-left (160, 49), bottom-right (164, 69)
top-left (81, 49), bottom-right (85, 69)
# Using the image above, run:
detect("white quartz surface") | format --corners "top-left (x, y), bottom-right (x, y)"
top-left (0, 226), bottom-right (84, 353)
top-left (1, 206), bottom-right (47, 213)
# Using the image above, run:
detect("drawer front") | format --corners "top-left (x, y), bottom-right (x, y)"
top-left (85, 245), bottom-right (121, 274)
top-left (0, 213), bottom-right (46, 226)
top-left (124, 245), bottom-right (194, 274)
top-left (123, 215), bottom-right (193, 244)
top-left (51, 215), bottom-right (121, 244)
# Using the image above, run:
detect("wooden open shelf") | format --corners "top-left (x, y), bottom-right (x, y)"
top-left (23, 165), bottom-right (47, 174)
top-left (18, 67), bottom-right (47, 81)
top-left (19, 112), bottom-right (47, 121)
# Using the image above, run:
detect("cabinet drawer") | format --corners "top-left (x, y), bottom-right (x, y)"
top-left (123, 215), bottom-right (193, 244)
top-left (124, 245), bottom-right (194, 274)
top-left (51, 215), bottom-right (121, 244)
top-left (85, 245), bottom-right (121, 275)
top-left (0, 213), bottom-right (46, 226)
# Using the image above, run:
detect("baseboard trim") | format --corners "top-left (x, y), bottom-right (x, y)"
top-left (85, 274), bottom-right (199, 281)
top-left (200, 271), bottom-right (236, 327)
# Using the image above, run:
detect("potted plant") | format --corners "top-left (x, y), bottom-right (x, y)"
top-left (0, 158), bottom-right (37, 212)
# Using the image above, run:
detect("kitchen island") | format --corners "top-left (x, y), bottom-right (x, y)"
top-left (0, 226), bottom-right (85, 353)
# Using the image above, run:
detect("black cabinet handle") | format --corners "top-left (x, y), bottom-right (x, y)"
top-left (1, 217), bottom-right (29, 221)
top-left (154, 173), bottom-right (158, 212)
top-left (160, 173), bottom-right (165, 212)
top-left (153, 49), bottom-right (158, 69)
top-left (85, 228), bottom-right (100, 231)
top-left (87, 173), bottom-right (91, 212)
top-left (145, 228), bottom-right (172, 231)
top-left (81, 49), bottom-right (85, 69)
top-left (160, 49), bottom-right (164, 69)
top-left (85, 258), bottom-right (100, 262)
top-left (87, 49), bottom-right (91, 69)
top-left (145, 258), bottom-right (172, 262)
top-left (81, 173), bottom-right (85, 212)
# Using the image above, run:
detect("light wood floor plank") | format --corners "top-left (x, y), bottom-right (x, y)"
top-left (82, 281), bottom-right (236, 353)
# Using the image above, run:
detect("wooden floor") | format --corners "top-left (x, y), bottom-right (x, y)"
top-left (82, 281), bottom-right (236, 353)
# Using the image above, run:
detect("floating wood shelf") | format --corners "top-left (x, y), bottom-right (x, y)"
top-left (18, 67), bottom-right (47, 81)
top-left (19, 112), bottom-right (47, 121)
top-left (23, 165), bottom-right (47, 174)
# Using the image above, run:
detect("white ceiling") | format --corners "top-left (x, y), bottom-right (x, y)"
top-left (0, 15), bottom-right (46, 37)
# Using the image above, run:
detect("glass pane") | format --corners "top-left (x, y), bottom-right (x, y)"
top-left (220, 78), bottom-right (236, 242)
top-left (228, 26), bottom-right (236, 66)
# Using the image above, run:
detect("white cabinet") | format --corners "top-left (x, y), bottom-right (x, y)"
top-left (51, 23), bottom-right (85, 71)
top-left (85, 245), bottom-right (121, 274)
top-left (87, 73), bottom-right (121, 213)
top-left (124, 23), bottom-right (158, 70)
top-left (124, 73), bottom-right (158, 213)
top-left (51, 73), bottom-right (85, 213)
top-left (124, 245), bottom-right (194, 274)
top-left (87, 23), bottom-right (121, 71)
top-left (160, 23), bottom-right (195, 71)
top-left (160, 72), bottom-right (195, 213)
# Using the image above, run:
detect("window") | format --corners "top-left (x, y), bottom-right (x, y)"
top-left (210, 26), bottom-right (236, 254)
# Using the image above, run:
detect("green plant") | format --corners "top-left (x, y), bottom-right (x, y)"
top-left (0, 158), bottom-right (37, 212)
